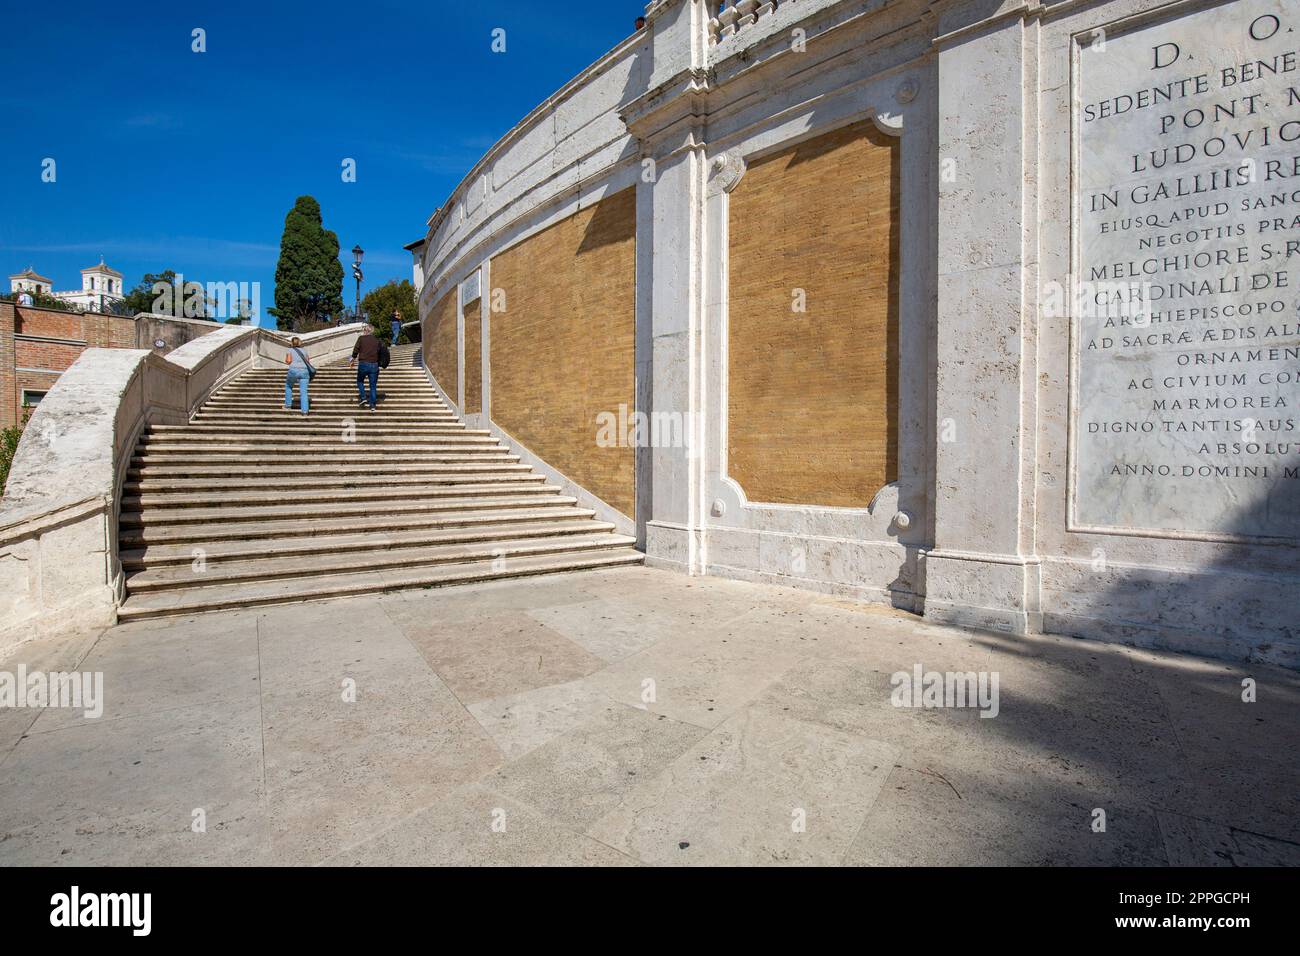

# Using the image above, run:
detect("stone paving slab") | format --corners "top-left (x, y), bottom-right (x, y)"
top-left (0, 565), bottom-right (1297, 866)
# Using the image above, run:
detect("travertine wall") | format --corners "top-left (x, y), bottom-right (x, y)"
top-left (727, 120), bottom-right (900, 507)
top-left (489, 187), bottom-right (636, 517)
top-left (462, 297), bottom-right (482, 414)
top-left (412, 0), bottom-right (1296, 666)
top-left (426, 288), bottom-right (458, 403)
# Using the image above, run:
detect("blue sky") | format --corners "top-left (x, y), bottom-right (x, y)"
top-left (1, 0), bottom-right (635, 326)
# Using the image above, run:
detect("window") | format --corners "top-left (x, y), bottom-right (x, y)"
top-left (21, 390), bottom-right (48, 407)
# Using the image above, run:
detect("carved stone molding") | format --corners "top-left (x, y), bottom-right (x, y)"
top-left (707, 151), bottom-right (747, 196)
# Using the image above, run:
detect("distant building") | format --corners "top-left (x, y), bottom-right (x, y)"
top-left (8, 268), bottom-right (53, 296)
top-left (56, 260), bottom-right (125, 312)
top-left (8, 259), bottom-right (126, 312)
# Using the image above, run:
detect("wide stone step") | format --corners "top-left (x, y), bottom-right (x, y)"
top-left (246, 386), bottom-right (432, 392)
top-left (229, 373), bottom-right (432, 381)
top-left (120, 518), bottom-right (617, 569)
top-left (124, 532), bottom-right (638, 592)
top-left (135, 441), bottom-right (505, 455)
top-left (196, 408), bottom-right (452, 418)
top-left (125, 462), bottom-right (532, 480)
top-left (164, 422), bottom-right (478, 433)
top-left (217, 389), bottom-right (441, 399)
top-left (225, 375), bottom-right (433, 384)
top-left (192, 411), bottom-right (460, 423)
top-left (242, 369), bottom-right (428, 377)
top-left (144, 427), bottom-right (489, 442)
top-left (193, 411), bottom-right (458, 423)
top-left (115, 548), bottom-right (643, 621)
top-left (132, 451), bottom-right (520, 466)
top-left (269, 379), bottom-right (430, 385)
top-left (200, 399), bottom-right (448, 409)
top-left (161, 421), bottom-right (477, 432)
top-left (157, 430), bottom-right (478, 443)
top-left (118, 492), bottom-right (577, 528)
top-left (121, 480), bottom-right (556, 510)
top-left (125, 471), bottom-right (541, 493)
top-left (117, 504), bottom-right (598, 547)
top-left (241, 369), bottom-right (429, 376)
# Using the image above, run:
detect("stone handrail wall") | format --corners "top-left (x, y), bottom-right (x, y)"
top-left (0, 324), bottom-right (362, 655)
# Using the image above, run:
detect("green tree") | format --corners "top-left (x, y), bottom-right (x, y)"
top-left (0, 412), bottom-right (30, 497)
top-left (269, 196), bottom-right (344, 330)
top-left (361, 279), bottom-right (419, 344)
top-left (121, 271), bottom-right (213, 318)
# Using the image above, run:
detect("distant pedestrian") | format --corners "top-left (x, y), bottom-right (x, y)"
top-left (351, 327), bottom-right (381, 412)
top-left (17, 290), bottom-right (33, 307)
top-left (391, 310), bottom-right (403, 347)
top-left (284, 336), bottom-right (313, 415)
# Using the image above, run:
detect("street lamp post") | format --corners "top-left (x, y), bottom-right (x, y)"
top-left (352, 245), bottom-right (365, 322)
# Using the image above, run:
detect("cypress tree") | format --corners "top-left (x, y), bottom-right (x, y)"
top-left (270, 196), bottom-right (344, 330)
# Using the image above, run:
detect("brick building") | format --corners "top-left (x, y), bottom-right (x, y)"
top-left (0, 302), bottom-right (222, 428)
top-left (0, 301), bottom-right (134, 428)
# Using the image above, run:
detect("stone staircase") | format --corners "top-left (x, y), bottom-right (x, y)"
top-left (115, 343), bottom-right (641, 621)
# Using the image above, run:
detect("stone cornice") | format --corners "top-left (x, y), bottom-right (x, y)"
top-left (619, 67), bottom-right (713, 145)
top-left (928, 0), bottom-right (1044, 49)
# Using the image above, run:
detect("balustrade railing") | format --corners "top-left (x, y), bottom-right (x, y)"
top-left (708, 0), bottom-right (782, 45)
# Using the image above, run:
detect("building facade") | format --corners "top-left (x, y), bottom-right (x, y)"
top-left (8, 259), bottom-right (125, 312)
top-left (8, 268), bottom-right (54, 297)
top-left (410, 0), bottom-right (1298, 666)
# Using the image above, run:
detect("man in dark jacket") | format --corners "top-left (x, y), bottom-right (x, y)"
top-left (351, 329), bottom-right (381, 411)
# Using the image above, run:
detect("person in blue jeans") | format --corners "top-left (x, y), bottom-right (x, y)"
top-left (283, 336), bottom-right (311, 415)
top-left (351, 328), bottom-right (381, 411)
top-left (390, 310), bottom-right (403, 348)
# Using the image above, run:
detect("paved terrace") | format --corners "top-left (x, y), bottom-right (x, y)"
top-left (1, 567), bottom-right (1296, 866)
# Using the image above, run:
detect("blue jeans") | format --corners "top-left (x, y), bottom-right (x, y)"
top-left (284, 367), bottom-right (310, 413)
top-left (357, 362), bottom-right (379, 408)
top-left (391, 321), bottom-right (401, 344)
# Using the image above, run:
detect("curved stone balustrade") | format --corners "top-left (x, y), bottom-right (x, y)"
top-left (0, 324), bottom-right (361, 652)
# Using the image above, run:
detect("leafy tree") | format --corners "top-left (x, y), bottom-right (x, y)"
top-left (270, 196), bottom-right (344, 330)
top-left (0, 412), bottom-right (30, 496)
top-left (361, 279), bottom-right (419, 344)
top-left (121, 270), bottom-right (213, 318)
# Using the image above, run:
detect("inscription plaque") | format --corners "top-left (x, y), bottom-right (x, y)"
top-left (1073, 0), bottom-right (1300, 538)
